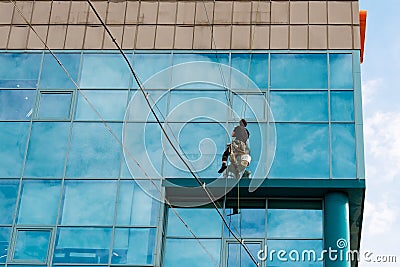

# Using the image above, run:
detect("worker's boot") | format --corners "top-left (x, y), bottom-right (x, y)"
top-left (218, 162), bottom-right (227, 173)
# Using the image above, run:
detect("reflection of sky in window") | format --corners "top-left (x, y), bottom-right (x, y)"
top-left (0, 90), bottom-right (35, 120)
top-left (330, 54), bottom-right (353, 89)
top-left (269, 124), bottom-right (329, 178)
top-left (112, 228), bottom-right (156, 265)
top-left (66, 122), bottom-right (121, 178)
top-left (0, 122), bottom-right (29, 178)
top-left (168, 91), bottom-right (227, 122)
top-left (164, 239), bottom-right (221, 267)
top-left (133, 53), bottom-right (171, 87)
top-left (38, 92), bottom-right (72, 120)
top-left (231, 53), bottom-right (268, 89)
top-left (270, 54), bottom-right (328, 89)
top-left (225, 209), bottom-right (265, 238)
top-left (0, 227), bottom-right (11, 263)
top-left (0, 53), bottom-right (41, 88)
top-left (162, 122), bottom-right (226, 178)
top-left (54, 227), bottom-right (112, 264)
top-left (270, 91), bottom-right (328, 122)
top-left (24, 122), bottom-right (70, 178)
top-left (167, 208), bottom-right (222, 237)
top-left (116, 180), bottom-right (159, 226)
top-left (75, 90), bottom-right (128, 121)
top-left (39, 53), bottom-right (80, 89)
top-left (267, 209), bottom-right (323, 238)
top-left (332, 124), bottom-right (356, 178)
top-left (80, 53), bottom-right (132, 89)
top-left (17, 180), bottom-right (61, 225)
top-left (331, 91), bottom-right (354, 121)
top-left (0, 181), bottom-right (19, 224)
top-left (14, 230), bottom-right (51, 263)
top-left (61, 181), bottom-right (117, 225)
top-left (227, 242), bottom-right (262, 267)
top-left (172, 53), bottom-right (229, 66)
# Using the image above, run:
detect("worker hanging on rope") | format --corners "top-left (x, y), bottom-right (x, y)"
top-left (218, 119), bottom-right (251, 174)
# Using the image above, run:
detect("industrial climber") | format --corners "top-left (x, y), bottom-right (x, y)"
top-left (218, 119), bottom-right (250, 174)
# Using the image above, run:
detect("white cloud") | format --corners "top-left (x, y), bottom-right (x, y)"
top-left (364, 111), bottom-right (400, 182)
top-left (362, 79), bottom-right (382, 106)
top-left (363, 200), bottom-right (397, 236)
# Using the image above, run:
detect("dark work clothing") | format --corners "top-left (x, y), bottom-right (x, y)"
top-left (233, 125), bottom-right (249, 143)
top-left (222, 144), bottom-right (231, 162)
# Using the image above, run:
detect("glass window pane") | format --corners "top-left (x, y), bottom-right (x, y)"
top-left (0, 53), bottom-right (41, 88)
top-left (39, 53), bottom-right (80, 89)
top-left (233, 93), bottom-right (266, 120)
top-left (267, 208), bottom-right (323, 238)
top-left (227, 242), bottom-right (262, 267)
top-left (0, 181), bottom-right (19, 224)
top-left (116, 181), bottom-right (159, 226)
top-left (269, 124), bottom-right (329, 178)
top-left (270, 92), bottom-right (328, 122)
top-left (173, 53), bottom-right (229, 66)
top-left (66, 122), bottom-right (121, 178)
top-left (0, 227), bottom-right (11, 263)
top-left (123, 122), bottom-right (163, 178)
top-left (163, 122), bottom-right (227, 178)
top-left (61, 181), bottom-right (117, 226)
top-left (125, 90), bottom-right (168, 122)
top-left (224, 209), bottom-right (265, 238)
top-left (13, 230), bottom-right (51, 263)
top-left (330, 54), bottom-right (353, 89)
top-left (331, 91), bottom-right (354, 122)
top-left (271, 54), bottom-right (328, 89)
top-left (167, 208), bottom-right (222, 237)
top-left (112, 228), bottom-right (156, 265)
top-left (54, 228), bottom-right (111, 264)
top-left (24, 122), bottom-right (70, 178)
top-left (231, 53), bottom-right (268, 89)
top-left (168, 90), bottom-right (228, 122)
top-left (0, 90), bottom-right (35, 120)
top-left (17, 180), bottom-right (61, 225)
top-left (37, 92), bottom-right (72, 120)
top-left (80, 53), bottom-right (132, 89)
top-left (75, 90), bottom-right (128, 121)
top-left (332, 124), bottom-right (356, 178)
top-left (164, 239), bottom-right (221, 267)
top-left (266, 240), bottom-right (323, 266)
top-left (0, 122), bottom-right (30, 178)
top-left (133, 53), bottom-right (171, 87)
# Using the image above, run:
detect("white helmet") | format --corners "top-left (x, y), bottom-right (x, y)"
top-left (240, 154), bottom-right (251, 167)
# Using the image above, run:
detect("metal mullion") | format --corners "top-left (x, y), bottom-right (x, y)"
top-left (327, 52), bottom-right (333, 179)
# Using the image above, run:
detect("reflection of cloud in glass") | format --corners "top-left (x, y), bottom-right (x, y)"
top-left (18, 180), bottom-right (61, 224)
top-left (61, 181), bottom-right (117, 225)
top-left (164, 239), bottom-right (221, 267)
top-left (267, 209), bottom-right (323, 238)
top-left (167, 208), bottom-right (222, 237)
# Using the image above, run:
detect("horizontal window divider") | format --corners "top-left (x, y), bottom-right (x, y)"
top-left (272, 121), bottom-right (330, 124)
top-left (267, 238), bottom-right (324, 241)
top-left (165, 236), bottom-right (222, 240)
top-left (113, 226), bottom-right (158, 229)
top-left (73, 120), bottom-right (126, 123)
top-left (55, 226), bottom-right (114, 229)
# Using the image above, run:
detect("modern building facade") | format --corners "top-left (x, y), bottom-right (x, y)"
top-left (0, 1), bottom-right (365, 267)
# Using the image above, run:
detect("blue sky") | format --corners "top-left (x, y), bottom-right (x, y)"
top-left (359, 0), bottom-right (400, 266)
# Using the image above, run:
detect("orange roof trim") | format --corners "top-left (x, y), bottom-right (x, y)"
top-left (360, 10), bottom-right (367, 63)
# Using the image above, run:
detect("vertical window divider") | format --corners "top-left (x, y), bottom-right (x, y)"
top-left (327, 52), bottom-right (333, 179)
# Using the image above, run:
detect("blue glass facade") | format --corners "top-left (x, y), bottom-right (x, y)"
top-left (0, 50), bottom-right (364, 267)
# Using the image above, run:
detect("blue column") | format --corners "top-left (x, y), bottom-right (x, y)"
top-left (324, 192), bottom-right (351, 267)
